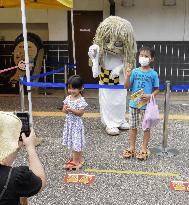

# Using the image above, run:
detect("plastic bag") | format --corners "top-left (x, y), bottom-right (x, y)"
top-left (142, 95), bottom-right (160, 131)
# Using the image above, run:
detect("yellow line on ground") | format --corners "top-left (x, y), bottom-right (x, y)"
top-left (84, 168), bottom-right (179, 177)
top-left (32, 112), bottom-right (189, 120)
top-left (32, 111), bottom-right (65, 117)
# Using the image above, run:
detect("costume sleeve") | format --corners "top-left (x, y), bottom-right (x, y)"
top-left (153, 71), bottom-right (160, 88)
top-left (13, 166), bottom-right (42, 197)
top-left (78, 98), bottom-right (88, 109)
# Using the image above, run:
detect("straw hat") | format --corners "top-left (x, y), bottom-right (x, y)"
top-left (0, 111), bottom-right (22, 161)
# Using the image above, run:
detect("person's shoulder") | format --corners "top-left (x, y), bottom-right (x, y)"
top-left (131, 67), bottom-right (139, 74)
top-left (79, 96), bottom-right (87, 103)
top-left (63, 95), bottom-right (70, 102)
top-left (13, 166), bottom-right (29, 175)
top-left (13, 166), bottom-right (42, 197)
top-left (150, 68), bottom-right (159, 76)
top-left (66, 95), bottom-right (71, 100)
top-left (78, 96), bottom-right (88, 107)
top-left (133, 67), bottom-right (139, 71)
top-left (80, 96), bottom-right (85, 101)
top-left (12, 166), bottom-right (33, 183)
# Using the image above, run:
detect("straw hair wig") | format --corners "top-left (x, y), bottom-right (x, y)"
top-left (94, 16), bottom-right (137, 67)
top-left (0, 111), bottom-right (22, 161)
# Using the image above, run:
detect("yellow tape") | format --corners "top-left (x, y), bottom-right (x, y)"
top-left (31, 112), bottom-right (189, 120)
top-left (84, 168), bottom-right (179, 177)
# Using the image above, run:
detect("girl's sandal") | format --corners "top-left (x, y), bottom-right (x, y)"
top-left (66, 162), bottom-right (83, 171)
top-left (64, 158), bottom-right (85, 169)
top-left (63, 159), bottom-right (73, 169)
top-left (122, 149), bottom-right (135, 159)
top-left (136, 150), bottom-right (150, 161)
top-left (80, 158), bottom-right (85, 166)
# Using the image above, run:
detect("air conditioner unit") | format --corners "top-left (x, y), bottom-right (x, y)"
top-left (163, 0), bottom-right (176, 6)
top-left (121, 0), bottom-right (134, 7)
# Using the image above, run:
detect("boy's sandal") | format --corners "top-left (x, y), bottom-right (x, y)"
top-left (136, 151), bottom-right (149, 161)
top-left (122, 149), bottom-right (135, 159)
top-left (66, 162), bottom-right (83, 171)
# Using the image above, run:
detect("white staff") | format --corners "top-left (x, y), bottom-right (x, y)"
top-left (20, 0), bottom-right (33, 125)
top-left (71, 8), bottom-right (76, 74)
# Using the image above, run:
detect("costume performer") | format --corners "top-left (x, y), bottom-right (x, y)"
top-left (88, 16), bottom-right (137, 135)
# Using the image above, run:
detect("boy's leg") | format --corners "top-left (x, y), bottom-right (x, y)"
top-left (128, 107), bottom-right (140, 150)
top-left (123, 128), bottom-right (137, 158)
top-left (123, 107), bottom-right (138, 158)
top-left (142, 129), bottom-right (150, 152)
top-left (136, 129), bottom-right (150, 160)
top-left (129, 128), bottom-right (137, 150)
top-left (136, 108), bottom-right (150, 160)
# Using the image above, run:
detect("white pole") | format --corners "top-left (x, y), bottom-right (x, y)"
top-left (71, 9), bottom-right (76, 74)
top-left (20, 0), bottom-right (33, 126)
top-left (43, 58), bottom-right (47, 96)
top-left (19, 76), bottom-right (25, 112)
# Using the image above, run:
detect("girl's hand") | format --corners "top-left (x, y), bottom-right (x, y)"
top-left (63, 104), bottom-right (68, 113)
top-left (64, 104), bottom-right (72, 113)
top-left (125, 63), bottom-right (132, 77)
top-left (141, 94), bottom-right (151, 102)
top-left (66, 106), bottom-right (72, 112)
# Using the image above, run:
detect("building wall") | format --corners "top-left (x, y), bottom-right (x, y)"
top-left (0, 8), bottom-right (67, 41)
top-left (0, 9), bottom-right (47, 41)
top-left (47, 10), bottom-right (67, 41)
top-left (0, 1), bottom-right (188, 41)
top-left (0, 23), bottom-right (49, 41)
top-left (115, 0), bottom-right (189, 41)
top-left (74, 0), bottom-right (104, 10)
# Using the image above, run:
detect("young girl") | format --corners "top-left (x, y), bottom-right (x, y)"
top-left (123, 46), bottom-right (160, 160)
top-left (62, 75), bottom-right (88, 170)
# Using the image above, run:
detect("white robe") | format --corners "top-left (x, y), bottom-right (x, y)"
top-left (99, 54), bottom-right (127, 128)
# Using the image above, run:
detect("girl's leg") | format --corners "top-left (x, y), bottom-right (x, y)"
top-left (64, 151), bottom-right (83, 170)
top-left (72, 151), bottom-right (82, 164)
top-left (142, 129), bottom-right (150, 152)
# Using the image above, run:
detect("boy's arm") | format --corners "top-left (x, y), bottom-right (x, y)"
top-left (141, 88), bottom-right (160, 101)
top-left (152, 72), bottom-right (160, 97)
top-left (152, 88), bottom-right (160, 97)
top-left (124, 64), bottom-right (133, 89)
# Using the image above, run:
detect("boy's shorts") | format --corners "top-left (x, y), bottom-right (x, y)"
top-left (129, 107), bottom-right (145, 129)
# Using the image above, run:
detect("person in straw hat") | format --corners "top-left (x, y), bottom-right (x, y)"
top-left (0, 111), bottom-right (47, 205)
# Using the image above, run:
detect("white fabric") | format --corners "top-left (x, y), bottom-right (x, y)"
top-left (88, 44), bottom-right (100, 78)
top-left (88, 46), bottom-right (128, 130)
top-left (99, 88), bottom-right (127, 128)
top-left (99, 53), bottom-right (127, 128)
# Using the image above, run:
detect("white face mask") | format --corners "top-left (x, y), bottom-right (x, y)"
top-left (139, 57), bottom-right (150, 66)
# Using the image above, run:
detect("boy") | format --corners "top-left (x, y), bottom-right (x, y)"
top-left (123, 46), bottom-right (159, 160)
